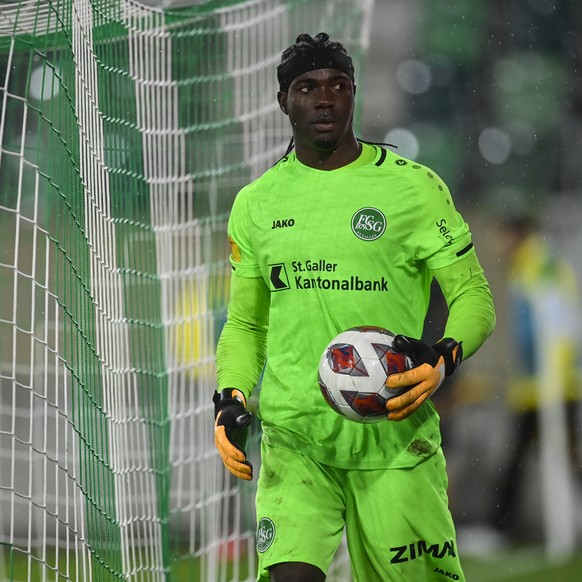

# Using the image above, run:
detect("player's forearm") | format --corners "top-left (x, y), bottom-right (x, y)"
top-left (216, 273), bottom-right (269, 398)
top-left (444, 282), bottom-right (495, 359)
top-left (434, 252), bottom-right (496, 359)
top-left (216, 320), bottom-right (267, 397)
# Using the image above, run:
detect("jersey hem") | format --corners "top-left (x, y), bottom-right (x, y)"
top-left (260, 424), bottom-right (440, 471)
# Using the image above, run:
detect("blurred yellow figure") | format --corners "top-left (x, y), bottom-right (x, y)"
top-left (495, 214), bottom-right (582, 541)
top-left (506, 225), bottom-right (581, 410)
top-left (172, 281), bottom-right (208, 379)
top-left (172, 268), bottom-right (231, 380)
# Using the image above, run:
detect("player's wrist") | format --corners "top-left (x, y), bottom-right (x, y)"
top-left (213, 388), bottom-right (247, 417)
top-left (432, 338), bottom-right (463, 377)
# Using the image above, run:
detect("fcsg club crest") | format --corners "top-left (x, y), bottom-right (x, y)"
top-left (351, 207), bottom-right (386, 241)
top-left (257, 517), bottom-right (276, 553)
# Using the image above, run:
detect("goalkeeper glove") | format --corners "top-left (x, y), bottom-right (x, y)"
top-left (213, 389), bottom-right (253, 480)
top-left (386, 336), bottom-right (462, 421)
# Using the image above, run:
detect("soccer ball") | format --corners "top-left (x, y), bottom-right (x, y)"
top-left (318, 326), bottom-right (413, 423)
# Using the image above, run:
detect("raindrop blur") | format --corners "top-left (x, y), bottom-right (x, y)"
top-left (396, 59), bottom-right (432, 94)
top-left (494, 58), bottom-right (526, 93)
top-left (383, 128), bottom-right (419, 159)
top-left (29, 66), bottom-right (60, 101)
top-left (478, 128), bottom-right (511, 164)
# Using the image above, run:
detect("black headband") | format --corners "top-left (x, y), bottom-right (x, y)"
top-left (277, 48), bottom-right (355, 92)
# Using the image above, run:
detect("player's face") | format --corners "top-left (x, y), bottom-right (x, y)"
top-left (278, 68), bottom-right (356, 154)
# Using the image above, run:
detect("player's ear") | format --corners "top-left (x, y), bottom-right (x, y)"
top-left (277, 91), bottom-right (288, 115)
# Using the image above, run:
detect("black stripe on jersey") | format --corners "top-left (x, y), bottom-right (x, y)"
top-left (456, 243), bottom-right (474, 257)
top-left (375, 147), bottom-right (387, 167)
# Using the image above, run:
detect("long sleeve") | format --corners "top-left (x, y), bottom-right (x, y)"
top-left (433, 251), bottom-right (496, 359)
top-left (215, 271), bottom-right (270, 398)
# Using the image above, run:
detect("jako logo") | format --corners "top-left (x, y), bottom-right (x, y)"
top-left (351, 207), bottom-right (386, 241)
top-left (272, 218), bottom-right (295, 229)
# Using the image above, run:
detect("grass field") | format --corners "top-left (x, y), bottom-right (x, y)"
top-left (462, 548), bottom-right (582, 582)
top-left (3, 545), bottom-right (582, 581)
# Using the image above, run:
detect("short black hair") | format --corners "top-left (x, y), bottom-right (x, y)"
top-left (277, 32), bottom-right (355, 92)
top-left (280, 32), bottom-right (350, 65)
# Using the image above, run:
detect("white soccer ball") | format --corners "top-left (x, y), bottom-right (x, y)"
top-left (318, 326), bottom-right (413, 423)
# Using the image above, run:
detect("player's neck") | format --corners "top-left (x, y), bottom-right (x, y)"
top-left (295, 134), bottom-right (361, 170)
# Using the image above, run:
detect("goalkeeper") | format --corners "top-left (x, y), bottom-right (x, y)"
top-left (215, 32), bottom-right (495, 582)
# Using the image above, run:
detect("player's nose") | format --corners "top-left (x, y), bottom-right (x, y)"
top-left (314, 86), bottom-right (335, 107)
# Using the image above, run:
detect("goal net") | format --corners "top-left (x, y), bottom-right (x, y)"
top-left (0, 0), bottom-right (374, 580)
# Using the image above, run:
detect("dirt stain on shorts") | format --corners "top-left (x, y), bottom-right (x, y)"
top-left (407, 440), bottom-right (433, 456)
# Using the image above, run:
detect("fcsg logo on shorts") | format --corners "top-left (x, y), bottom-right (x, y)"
top-left (256, 517), bottom-right (276, 553)
top-left (351, 207), bottom-right (386, 241)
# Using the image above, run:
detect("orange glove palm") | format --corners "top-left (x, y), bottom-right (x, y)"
top-left (386, 336), bottom-right (462, 421)
top-left (213, 389), bottom-right (253, 480)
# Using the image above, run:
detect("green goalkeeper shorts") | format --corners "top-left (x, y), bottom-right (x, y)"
top-left (255, 440), bottom-right (465, 582)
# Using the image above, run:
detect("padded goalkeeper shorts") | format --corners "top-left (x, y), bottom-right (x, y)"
top-left (255, 440), bottom-right (465, 582)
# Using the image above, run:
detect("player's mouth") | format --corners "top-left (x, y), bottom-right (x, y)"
top-left (312, 116), bottom-right (339, 131)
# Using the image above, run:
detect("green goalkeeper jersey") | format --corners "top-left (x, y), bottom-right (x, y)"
top-left (226, 143), bottom-right (474, 469)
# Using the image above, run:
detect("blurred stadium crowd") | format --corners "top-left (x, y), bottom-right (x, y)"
top-left (364, 0), bottom-right (582, 208)
top-left (361, 0), bottom-right (582, 555)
